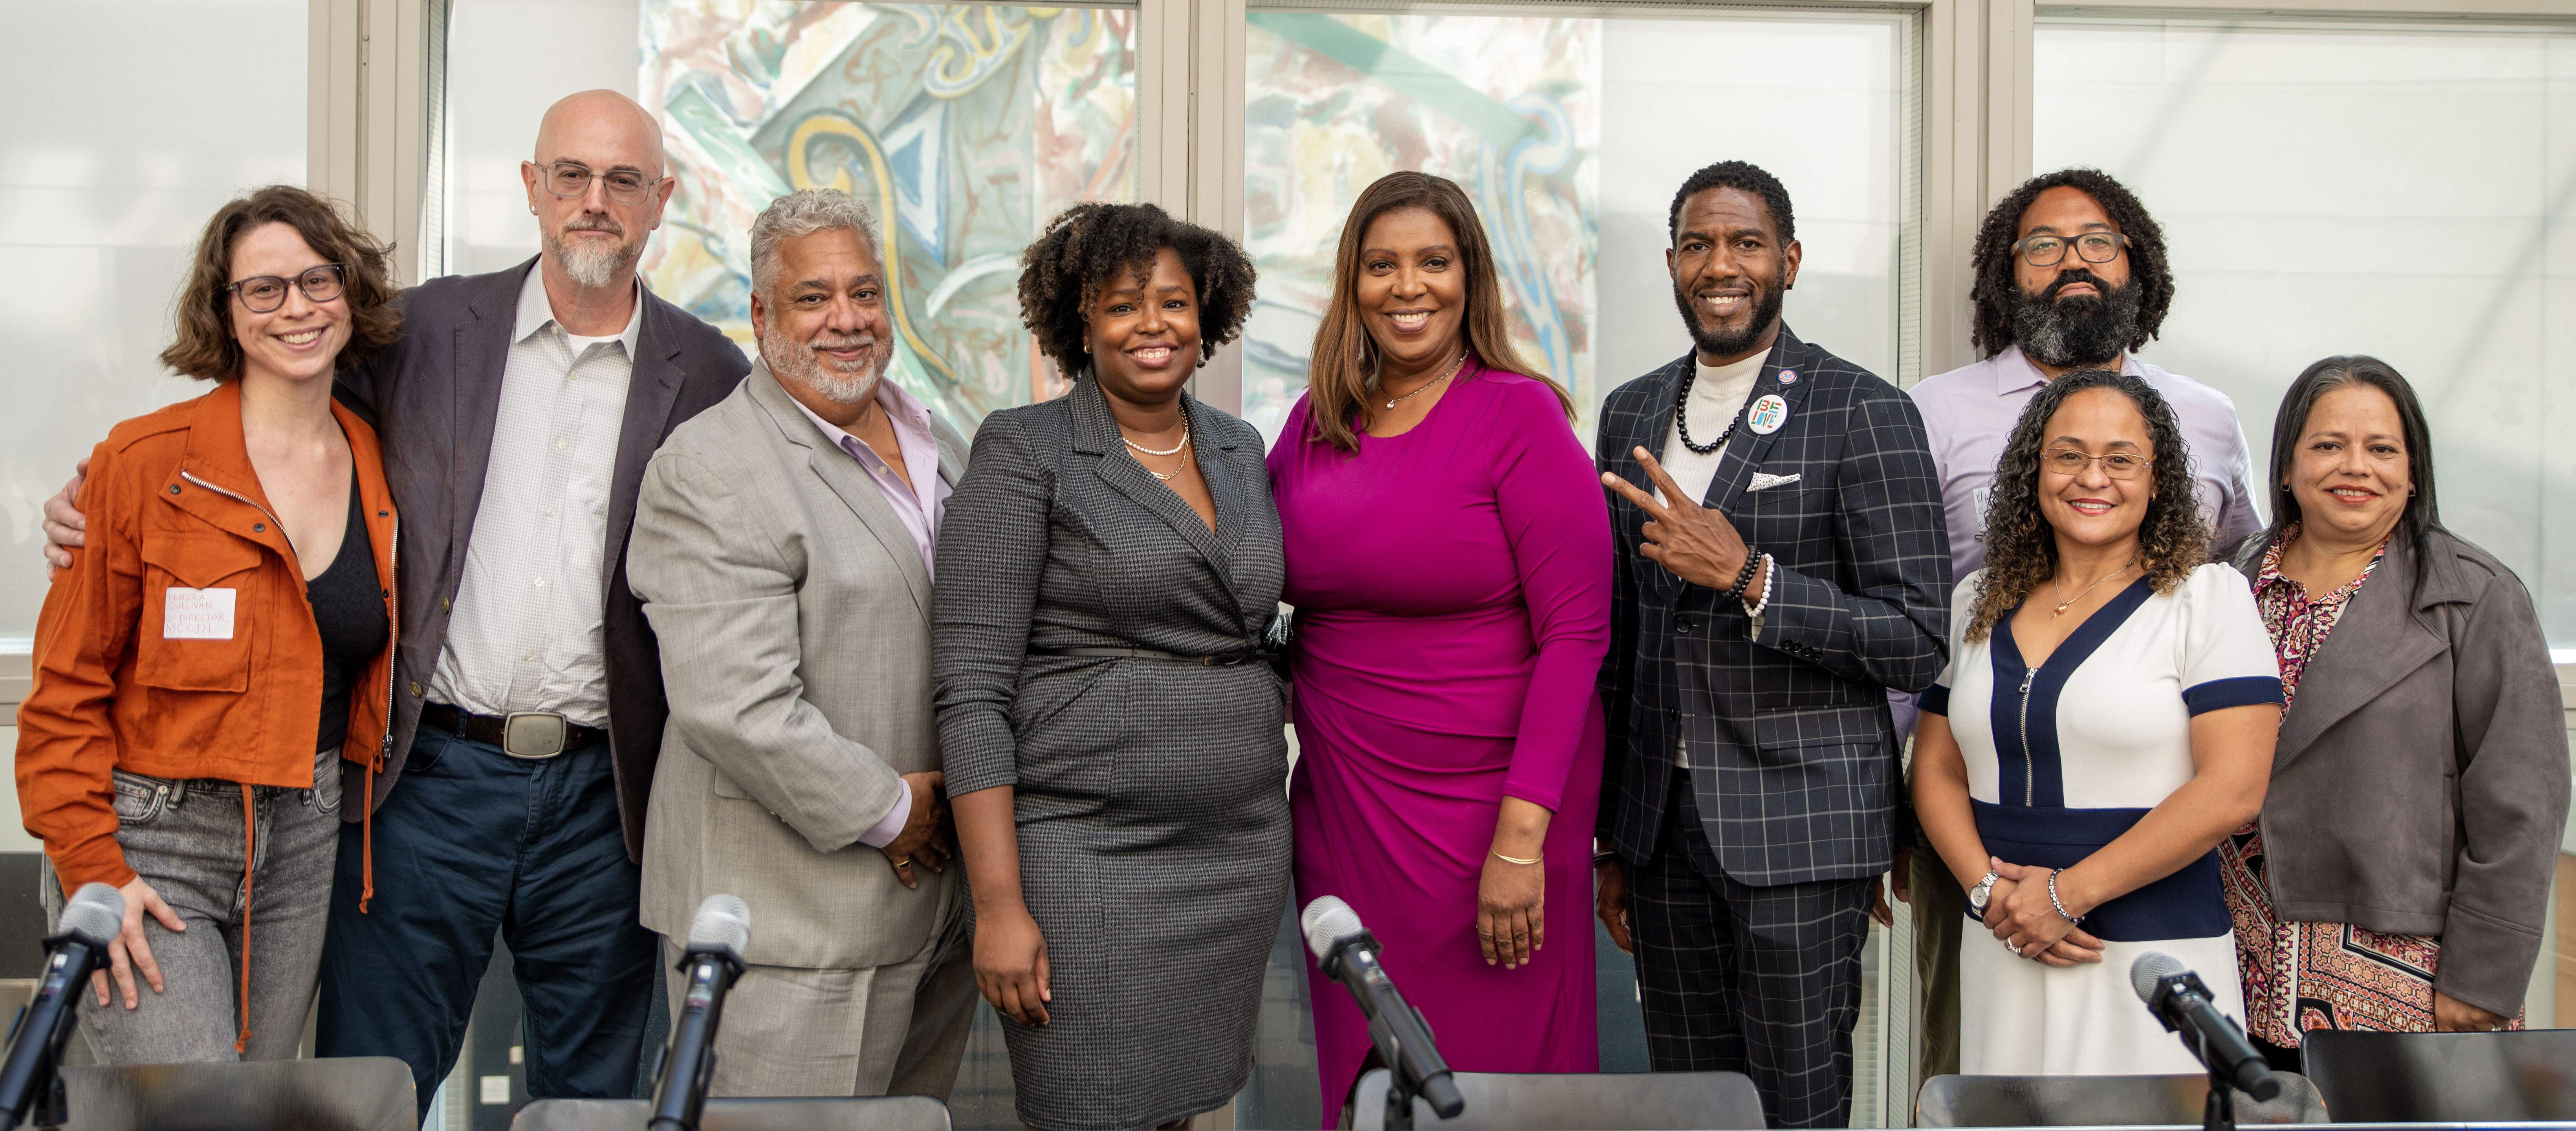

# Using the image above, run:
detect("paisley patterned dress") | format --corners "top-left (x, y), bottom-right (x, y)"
top-left (2217, 525), bottom-right (2516, 1046)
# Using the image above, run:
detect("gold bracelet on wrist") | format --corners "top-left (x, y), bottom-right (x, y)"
top-left (1491, 849), bottom-right (1541, 866)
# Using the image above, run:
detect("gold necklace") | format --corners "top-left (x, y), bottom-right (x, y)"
top-left (1145, 434), bottom-right (1192, 482)
top-left (2052, 555), bottom-right (2137, 618)
top-left (1376, 352), bottom-right (1467, 410)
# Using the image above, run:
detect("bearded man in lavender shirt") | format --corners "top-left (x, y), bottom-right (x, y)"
top-left (1889, 167), bottom-right (2263, 1085)
top-left (624, 189), bottom-right (977, 1098)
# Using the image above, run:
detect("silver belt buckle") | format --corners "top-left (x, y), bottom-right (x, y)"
top-left (501, 712), bottom-right (569, 759)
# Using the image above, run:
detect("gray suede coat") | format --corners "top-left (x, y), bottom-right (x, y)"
top-left (2222, 524), bottom-right (2567, 1016)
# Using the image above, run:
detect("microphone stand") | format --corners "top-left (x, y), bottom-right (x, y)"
top-left (2197, 1034), bottom-right (2235, 1131)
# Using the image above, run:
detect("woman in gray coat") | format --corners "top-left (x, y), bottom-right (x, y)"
top-left (2217, 355), bottom-right (2567, 1069)
top-left (933, 202), bottom-right (1288, 1131)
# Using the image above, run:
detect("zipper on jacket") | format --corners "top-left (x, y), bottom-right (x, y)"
top-left (180, 471), bottom-right (292, 554)
top-left (2015, 666), bottom-right (2038, 806)
top-left (186, 470), bottom-right (400, 771)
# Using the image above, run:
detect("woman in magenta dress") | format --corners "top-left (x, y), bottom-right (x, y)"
top-left (1268, 172), bottom-right (1612, 1115)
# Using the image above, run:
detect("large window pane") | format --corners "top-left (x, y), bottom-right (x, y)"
top-left (0, 0), bottom-right (307, 642)
top-left (639, 1), bottom-right (1139, 426)
top-left (2035, 17), bottom-right (2576, 648)
top-left (1241, 8), bottom-right (1917, 445)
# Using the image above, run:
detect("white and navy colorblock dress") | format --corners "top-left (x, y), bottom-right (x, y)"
top-left (1922, 564), bottom-right (2284, 1076)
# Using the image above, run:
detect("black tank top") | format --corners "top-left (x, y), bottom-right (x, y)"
top-left (307, 474), bottom-right (389, 753)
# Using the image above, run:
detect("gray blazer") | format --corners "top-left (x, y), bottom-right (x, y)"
top-left (627, 364), bottom-right (968, 971)
top-left (2223, 525), bottom-right (2568, 1015)
top-left (334, 259), bottom-right (751, 858)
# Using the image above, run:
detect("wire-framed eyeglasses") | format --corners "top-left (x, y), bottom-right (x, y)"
top-left (2040, 447), bottom-right (2152, 480)
top-left (540, 161), bottom-right (669, 204)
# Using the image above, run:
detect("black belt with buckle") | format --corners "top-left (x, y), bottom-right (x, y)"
top-left (420, 703), bottom-right (604, 759)
top-left (1035, 646), bottom-right (1275, 667)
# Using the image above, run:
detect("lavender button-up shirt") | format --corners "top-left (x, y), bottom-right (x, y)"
top-left (1891, 345), bottom-right (2264, 741)
top-left (785, 371), bottom-right (954, 847)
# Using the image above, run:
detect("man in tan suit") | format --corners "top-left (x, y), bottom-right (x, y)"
top-left (627, 188), bottom-right (974, 1097)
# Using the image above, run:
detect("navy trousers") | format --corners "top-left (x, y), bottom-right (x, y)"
top-left (317, 720), bottom-right (659, 1118)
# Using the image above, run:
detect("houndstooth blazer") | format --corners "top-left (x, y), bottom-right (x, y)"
top-left (1596, 326), bottom-right (1951, 886)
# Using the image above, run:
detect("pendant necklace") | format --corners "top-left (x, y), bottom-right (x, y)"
top-left (1124, 421), bottom-right (1192, 481)
top-left (2052, 555), bottom-right (2137, 618)
top-left (1376, 352), bottom-right (1467, 410)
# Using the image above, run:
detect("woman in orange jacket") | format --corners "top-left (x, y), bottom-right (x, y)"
top-left (16, 185), bottom-right (403, 1062)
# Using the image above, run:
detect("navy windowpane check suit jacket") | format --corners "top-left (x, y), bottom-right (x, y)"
top-left (1596, 327), bottom-right (1952, 886)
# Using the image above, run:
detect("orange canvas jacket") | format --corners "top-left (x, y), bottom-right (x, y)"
top-left (17, 381), bottom-right (398, 891)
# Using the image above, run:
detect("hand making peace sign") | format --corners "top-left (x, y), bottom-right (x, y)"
top-left (1601, 446), bottom-right (1767, 596)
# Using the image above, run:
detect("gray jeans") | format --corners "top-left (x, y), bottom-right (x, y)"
top-left (43, 748), bottom-right (341, 1063)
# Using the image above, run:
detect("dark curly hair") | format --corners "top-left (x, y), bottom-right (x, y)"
top-left (1668, 160), bottom-right (1794, 244)
top-left (162, 185), bottom-right (401, 381)
top-left (1016, 201), bottom-right (1254, 374)
top-left (1967, 369), bottom-right (2208, 642)
top-left (1969, 168), bottom-right (2172, 359)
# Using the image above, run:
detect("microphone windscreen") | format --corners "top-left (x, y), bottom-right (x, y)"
top-left (59, 882), bottom-right (125, 944)
top-left (1300, 896), bottom-right (1364, 961)
top-left (687, 894), bottom-right (751, 957)
top-left (2129, 951), bottom-right (2187, 1004)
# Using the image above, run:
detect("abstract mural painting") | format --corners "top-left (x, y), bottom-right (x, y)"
top-left (1242, 14), bottom-right (1600, 443)
top-left (641, 1), bottom-right (1137, 426)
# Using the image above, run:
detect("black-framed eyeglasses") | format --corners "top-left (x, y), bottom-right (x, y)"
top-left (2040, 447), bottom-right (2152, 480)
top-left (227, 264), bottom-right (347, 313)
top-left (2015, 231), bottom-right (2128, 267)
top-left (540, 161), bottom-right (668, 204)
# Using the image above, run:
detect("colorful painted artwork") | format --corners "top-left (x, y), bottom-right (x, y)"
top-left (1242, 14), bottom-right (1600, 442)
top-left (641, 1), bottom-right (1137, 426)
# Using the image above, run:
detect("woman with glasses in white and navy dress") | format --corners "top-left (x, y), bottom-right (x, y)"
top-left (1910, 368), bottom-right (2282, 1075)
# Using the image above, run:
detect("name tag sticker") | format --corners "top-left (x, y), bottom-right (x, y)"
top-left (164, 588), bottom-right (237, 640)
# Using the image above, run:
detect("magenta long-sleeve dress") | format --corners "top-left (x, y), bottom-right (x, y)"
top-left (1268, 364), bottom-right (1613, 1111)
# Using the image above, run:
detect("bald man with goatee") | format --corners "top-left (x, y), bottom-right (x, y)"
top-left (44, 89), bottom-right (751, 1111)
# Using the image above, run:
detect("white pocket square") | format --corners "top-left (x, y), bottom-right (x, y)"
top-left (1747, 472), bottom-right (1803, 491)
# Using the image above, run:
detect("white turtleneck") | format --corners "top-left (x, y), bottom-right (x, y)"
top-left (1656, 350), bottom-right (1768, 507)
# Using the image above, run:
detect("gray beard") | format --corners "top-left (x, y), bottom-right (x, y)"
top-left (548, 231), bottom-right (640, 291)
top-left (2012, 280), bottom-right (2142, 369)
top-left (763, 335), bottom-right (883, 406)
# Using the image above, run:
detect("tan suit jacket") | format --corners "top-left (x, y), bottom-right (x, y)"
top-left (629, 364), bottom-right (967, 971)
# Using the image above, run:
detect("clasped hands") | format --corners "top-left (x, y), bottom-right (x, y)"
top-left (1601, 447), bottom-right (1761, 592)
top-left (1986, 857), bottom-right (2106, 966)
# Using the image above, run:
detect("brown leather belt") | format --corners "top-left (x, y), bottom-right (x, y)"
top-left (420, 703), bottom-right (605, 758)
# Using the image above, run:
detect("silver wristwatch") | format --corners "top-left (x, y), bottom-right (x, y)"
top-left (1966, 870), bottom-right (2001, 918)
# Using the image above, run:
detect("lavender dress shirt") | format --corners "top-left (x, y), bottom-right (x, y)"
top-left (1891, 345), bottom-right (2264, 739)
top-left (787, 374), bottom-right (954, 847)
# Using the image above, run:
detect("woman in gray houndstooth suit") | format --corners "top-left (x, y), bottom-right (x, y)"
top-left (932, 202), bottom-right (1289, 1131)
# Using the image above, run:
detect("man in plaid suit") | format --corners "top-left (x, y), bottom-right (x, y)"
top-left (1594, 161), bottom-right (1951, 1128)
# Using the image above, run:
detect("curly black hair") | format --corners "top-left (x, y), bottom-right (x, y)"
top-left (1016, 201), bottom-right (1255, 372)
top-left (1967, 368), bottom-right (2208, 642)
top-left (1969, 168), bottom-right (2173, 359)
top-left (1667, 160), bottom-right (1794, 244)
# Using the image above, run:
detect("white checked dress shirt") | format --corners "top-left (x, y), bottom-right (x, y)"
top-left (425, 269), bottom-right (641, 728)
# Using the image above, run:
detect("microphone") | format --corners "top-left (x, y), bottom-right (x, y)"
top-left (1300, 897), bottom-right (1465, 1124)
top-left (0, 883), bottom-right (125, 1127)
top-left (649, 895), bottom-right (750, 1131)
top-left (2129, 952), bottom-right (2281, 1102)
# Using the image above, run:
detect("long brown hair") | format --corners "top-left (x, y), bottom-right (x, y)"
top-left (161, 185), bottom-right (401, 382)
top-left (1300, 172), bottom-right (1568, 450)
top-left (1967, 369), bottom-right (2208, 642)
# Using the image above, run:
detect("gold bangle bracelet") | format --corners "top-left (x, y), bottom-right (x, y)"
top-left (1491, 849), bottom-right (1542, 866)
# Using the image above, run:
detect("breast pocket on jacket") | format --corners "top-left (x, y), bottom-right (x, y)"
top-left (137, 532), bottom-right (265, 693)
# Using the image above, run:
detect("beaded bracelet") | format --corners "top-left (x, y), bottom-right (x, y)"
top-left (2047, 869), bottom-right (2085, 925)
top-left (1724, 547), bottom-right (1763, 601)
